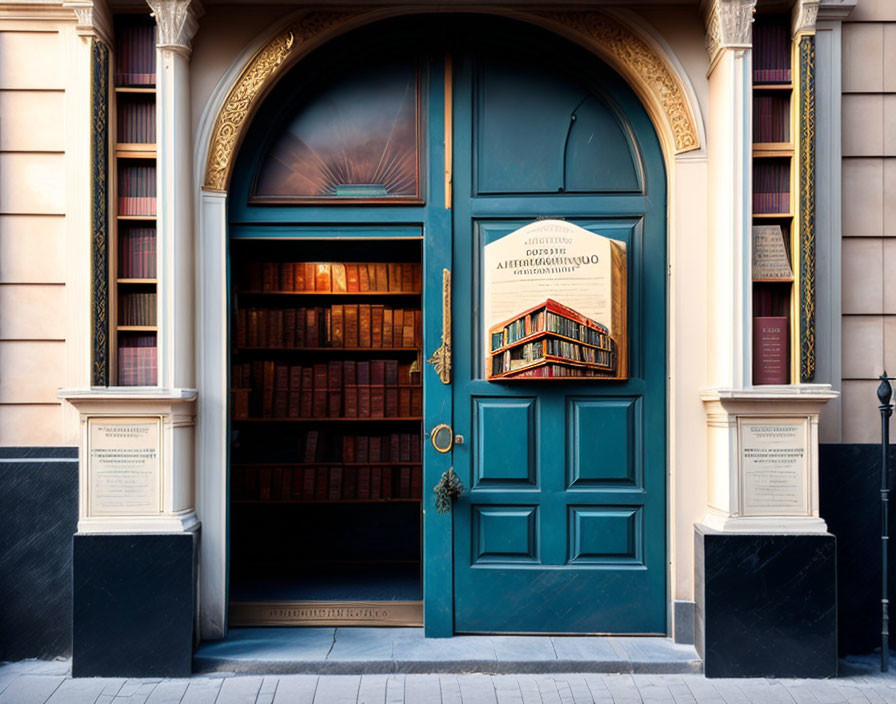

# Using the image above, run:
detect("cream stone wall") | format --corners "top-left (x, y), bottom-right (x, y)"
top-left (840, 0), bottom-right (896, 442)
top-left (0, 10), bottom-right (91, 445)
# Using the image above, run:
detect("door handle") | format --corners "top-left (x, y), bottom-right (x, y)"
top-left (427, 268), bottom-right (451, 384)
top-left (430, 423), bottom-right (453, 453)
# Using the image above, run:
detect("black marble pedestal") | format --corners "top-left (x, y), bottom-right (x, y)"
top-left (695, 524), bottom-right (837, 678)
top-left (73, 532), bottom-right (196, 677)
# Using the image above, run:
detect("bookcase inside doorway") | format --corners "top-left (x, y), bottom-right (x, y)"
top-left (228, 238), bottom-right (424, 624)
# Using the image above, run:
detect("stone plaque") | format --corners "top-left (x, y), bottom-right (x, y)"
top-left (88, 417), bottom-right (162, 516)
top-left (739, 419), bottom-right (808, 516)
top-left (752, 225), bottom-right (794, 282)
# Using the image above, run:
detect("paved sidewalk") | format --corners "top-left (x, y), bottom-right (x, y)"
top-left (2, 657), bottom-right (896, 704)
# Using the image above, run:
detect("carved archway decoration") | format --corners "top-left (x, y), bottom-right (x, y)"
top-left (202, 8), bottom-right (700, 192)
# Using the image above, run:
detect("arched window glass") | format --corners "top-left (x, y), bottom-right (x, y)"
top-left (251, 59), bottom-right (420, 202)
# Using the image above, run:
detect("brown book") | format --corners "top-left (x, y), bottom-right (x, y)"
top-left (294, 308), bottom-right (306, 347)
top-left (303, 430), bottom-right (319, 462)
top-left (328, 467), bottom-right (343, 500)
top-left (332, 263), bottom-right (347, 292)
top-left (411, 387), bottom-right (422, 416)
top-left (344, 385), bottom-right (358, 417)
top-left (288, 365), bottom-right (302, 417)
top-left (400, 433), bottom-right (411, 462)
top-left (357, 435), bottom-right (369, 462)
top-left (392, 310), bottom-right (403, 348)
top-left (300, 367), bottom-right (313, 417)
top-left (315, 263), bottom-right (332, 292)
top-left (403, 311), bottom-right (416, 347)
top-left (753, 316), bottom-right (788, 384)
top-left (357, 361), bottom-right (370, 385)
top-left (232, 389), bottom-right (250, 420)
top-left (375, 263), bottom-right (388, 292)
top-left (371, 305), bottom-right (384, 348)
top-left (371, 360), bottom-right (385, 386)
top-left (330, 305), bottom-right (344, 347)
top-left (382, 468), bottom-right (393, 498)
top-left (279, 263), bottom-right (294, 292)
top-left (342, 435), bottom-right (355, 462)
top-left (357, 467), bottom-right (370, 499)
top-left (346, 264), bottom-right (360, 292)
top-left (344, 305), bottom-right (359, 348)
top-left (383, 309), bottom-right (393, 348)
top-left (412, 263), bottom-right (422, 292)
top-left (414, 310), bottom-right (422, 346)
top-left (359, 304), bottom-right (372, 348)
top-left (399, 467), bottom-right (411, 498)
top-left (273, 363), bottom-right (289, 418)
top-left (236, 308), bottom-right (247, 348)
top-left (411, 467), bottom-right (422, 498)
top-left (388, 263), bottom-right (402, 292)
top-left (259, 467), bottom-right (272, 500)
top-left (293, 263), bottom-right (305, 292)
top-left (401, 264), bottom-right (414, 292)
top-left (327, 360), bottom-right (343, 389)
top-left (303, 262), bottom-right (316, 291)
top-left (315, 468), bottom-right (328, 499)
top-left (324, 308), bottom-right (332, 347)
top-left (359, 264), bottom-right (370, 292)
top-left (358, 386), bottom-right (371, 418)
top-left (270, 310), bottom-right (284, 348)
top-left (399, 387), bottom-right (411, 417)
top-left (389, 434), bottom-right (400, 462)
top-left (370, 468), bottom-right (382, 499)
top-left (247, 309), bottom-right (259, 347)
top-left (258, 310), bottom-right (268, 349)
top-left (271, 467), bottom-right (282, 500)
top-left (385, 388), bottom-right (398, 418)
top-left (384, 360), bottom-right (398, 386)
top-left (245, 262), bottom-right (262, 290)
top-left (343, 468), bottom-right (357, 500)
top-left (410, 433), bottom-right (421, 462)
top-left (262, 361), bottom-right (275, 417)
top-left (306, 308), bottom-right (318, 347)
top-left (262, 263), bottom-right (276, 291)
top-left (312, 363), bottom-right (328, 416)
top-left (328, 390), bottom-right (342, 418)
top-left (343, 360), bottom-right (357, 386)
top-left (284, 309), bottom-right (296, 348)
top-left (371, 386), bottom-right (385, 418)
top-left (302, 468), bottom-right (315, 499)
top-left (369, 436), bottom-right (381, 462)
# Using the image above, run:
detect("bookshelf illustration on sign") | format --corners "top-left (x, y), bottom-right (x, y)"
top-left (483, 220), bottom-right (627, 380)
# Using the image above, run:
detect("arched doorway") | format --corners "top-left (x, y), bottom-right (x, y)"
top-left (224, 15), bottom-right (666, 636)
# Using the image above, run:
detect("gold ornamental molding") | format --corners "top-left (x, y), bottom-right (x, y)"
top-left (202, 8), bottom-right (701, 192)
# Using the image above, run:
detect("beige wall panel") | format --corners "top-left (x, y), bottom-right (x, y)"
top-left (843, 158), bottom-right (884, 236)
top-left (843, 94), bottom-right (883, 157)
top-left (885, 96), bottom-right (896, 156)
top-left (885, 23), bottom-right (896, 93)
top-left (0, 284), bottom-right (65, 340)
top-left (0, 215), bottom-right (65, 283)
top-left (842, 379), bottom-right (888, 443)
top-left (0, 404), bottom-right (64, 445)
top-left (885, 159), bottom-right (896, 235)
top-left (850, 0), bottom-right (896, 21)
top-left (884, 239), bottom-right (896, 314)
top-left (0, 91), bottom-right (65, 152)
top-left (842, 315), bottom-right (884, 379)
top-left (0, 340), bottom-right (64, 403)
top-left (842, 23), bottom-right (884, 93)
top-left (883, 318), bottom-right (896, 374)
top-left (0, 153), bottom-right (65, 214)
top-left (0, 31), bottom-right (63, 90)
top-left (842, 238), bottom-right (883, 314)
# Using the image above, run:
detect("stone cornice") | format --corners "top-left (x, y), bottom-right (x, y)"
top-left (702, 0), bottom-right (756, 71)
top-left (63, 0), bottom-right (113, 46)
top-left (792, 0), bottom-right (819, 36)
top-left (146, 0), bottom-right (203, 57)
top-left (816, 0), bottom-right (856, 21)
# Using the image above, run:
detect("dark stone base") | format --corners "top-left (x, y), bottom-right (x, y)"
top-left (0, 447), bottom-right (78, 661)
top-left (695, 525), bottom-right (837, 678)
top-left (73, 532), bottom-right (196, 677)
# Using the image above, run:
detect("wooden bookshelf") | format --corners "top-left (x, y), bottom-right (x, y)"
top-left (752, 13), bottom-right (796, 385)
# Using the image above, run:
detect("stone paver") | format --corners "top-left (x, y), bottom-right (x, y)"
top-left (3, 659), bottom-right (896, 703)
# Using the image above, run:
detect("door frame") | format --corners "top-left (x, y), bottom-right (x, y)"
top-left (192, 7), bottom-right (707, 641)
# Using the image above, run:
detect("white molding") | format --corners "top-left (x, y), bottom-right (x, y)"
top-left (817, 0), bottom-right (856, 21)
top-left (702, 512), bottom-right (829, 533)
top-left (702, 0), bottom-right (757, 74)
top-left (62, 0), bottom-right (112, 46)
top-left (78, 510), bottom-right (199, 534)
top-left (146, 0), bottom-right (202, 57)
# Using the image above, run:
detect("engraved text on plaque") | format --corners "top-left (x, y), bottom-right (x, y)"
top-left (88, 417), bottom-right (162, 516)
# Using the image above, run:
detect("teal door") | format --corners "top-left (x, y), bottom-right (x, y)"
top-left (443, 24), bottom-right (667, 634)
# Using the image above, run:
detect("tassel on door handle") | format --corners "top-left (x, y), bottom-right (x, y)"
top-left (433, 467), bottom-right (464, 514)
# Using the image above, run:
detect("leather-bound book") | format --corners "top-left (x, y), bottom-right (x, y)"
top-left (383, 309), bottom-right (393, 348)
top-left (357, 361), bottom-right (370, 385)
top-left (392, 310), bottom-right (403, 347)
top-left (330, 305), bottom-right (344, 347)
top-left (357, 467), bottom-right (371, 499)
top-left (399, 467), bottom-right (411, 498)
top-left (300, 367), bottom-right (313, 417)
top-left (257, 310), bottom-right (268, 349)
top-left (400, 433), bottom-right (411, 462)
top-left (385, 388), bottom-right (398, 418)
top-left (369, 435), bottom-right (382, 462)
top-left (247, 309), bottom-right (259, 347)
top-left (284, 309), bottom-right (296, 348)
top-left (232, 389), bottom-right (250, 420)
top-left (331, 263), bottom-right (347, 292)
top-left (384, 360), bottom-right (398, 386)
top-left (401, 264), bottom-right (414, 292)
top-left (342, 435), bottom-right (355, 462)
top-left (315, 263), bottom-right (332, 292)
top-left (388, 263), bottom-right (402, 292)
top-left (306, 308), bottom-right (319, 347)
top-left (302, 468), bottom-right (315, 499)
top-left (359, 304), bottom-right (372, 348)
top-left (328, 467), bottom-right (342, 500)
top-left (236, 308), bottom-right (247, 348)
top-left (328, 360), bottom-right (343, 390)
top-left (414, 310), bottom-right (422, 346)
top-left (356, 435), bottom-right (369, 463)
top-left (344, 305), bottom-right (359, 347)
top-left (312, 363), bottom-right (328, 416)
top-left (259, 467), bottom-right (272, 500)
top-left (753, 316), bottom-right (788, 384)
top-left (315, 468), bottom-right (328, 499)
top-left (304, 262), bottom-right (316, 291)
top-left (372, 305), bottom-right (384, 348)
top-left (279, 263), bottom-right (294, 292)
top-left (403, 312), bottom-right (416, 347)
top-left (411, 387), bottom-right (422, 416)
top-left (262, 361), bottom-right (275, 417)
top-left (399, 388), bottom-right (411, 417)
top-left (328, 390), bottom-right (342, 418)
top-left (343, 385), bottom-right (358, 417)
top-left (381, 468), bottom-right (393, 498)
top-left (375, 263), bottom-right (388, 291)
top-left (358, 386), bottom-right (371, 418)
top-left (324, 307), bottom-right (332, 347)
top-left (293, 262), bottom-right (305, 291)
top-left (273, 363), bottom-right (289, 418)
top-left (294, 308), bottom-right (306, 347)
top-left (411, 467), bottom-right (422, 499)
top-left (270, 309), bottom-right (283, 348)
top-left (244, 468), bottom-right (258, 499)
top-left (359, 264), bottom-right (371, 292)
top-left (389, 434), bottom-right (400, 462)
top-left (262, 263), bottom-right (276, 291)
top-left (412, 263), bottom-right (422, 292)
top-left (370, 468), bottom-right (382, 499)
top-left (371, 359), bottom-right (386, 386)
top-left (288, 365), bottom-right (301, 417)
top-left (410, 434), bottom-right (421, 462)
top-left (343, 360), bottom-right (356, 386)
top-left (343, 468), bottom-right (357, 500)
top-left (346, 264), bottom-right (360, 292)
top-left (371, 386), bottom-right (385, 418)
top-left (303, 430), bottom-right (319, 462)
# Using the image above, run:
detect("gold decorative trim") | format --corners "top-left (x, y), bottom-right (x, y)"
top-left (798, 36), bottom-right (816, 382)
top-left (428, 268), bottom-right (451, 385)
top-left (229, 600), bottom-right (423, 627)
top-left (202, 9), bottom-right (701, 192)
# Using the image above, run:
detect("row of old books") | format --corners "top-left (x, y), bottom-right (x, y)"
top-left (491, 338), bottom-right (613, 377)
top-left (118, 164), bottom-right (156, 215)
top-left (118, 227), bottom-right (157, 278)
top-left (491, 301), bottom-right (611, 352)
top-left (119, 291), bottom-right (157, 326)
top-left (118, 334), bottom-right (157, 385)
top-left (235, 305), bottom-right (422, 349)
top-left (233, 465), bottom-right (422, 502)
top-left (241, 261), bottom-right (422, 293)
top-left (296, 430), bottom-right (422, 464)
top-left (114, 19), bottom-right (156, 87)
top-left (117, 98), bottom-right (156, 144)
top-left (231, 360), bottom-right (423, 419)
top-left (753, 161), bottom-right (790, 214)
top-left (753, 95), bottom-right (790, 143)
top-left (752, 22), bottom-right (791, 84)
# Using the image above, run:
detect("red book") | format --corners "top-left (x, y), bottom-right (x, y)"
top-left (300, 367), bottom-right (313, 417)
top-left (343, 360), bottom-right (357, 386)
top-left (358, 386), bottom-right (371, 418)
top-left (342, 435), bottom-right (356, 462)
top-left (346, 264), bottom-right (360, 292)
top-left (371, 360), bottom-right (386, 386)
top-left (389, 434), bottom-right (400, 462)
top-left (328, 360), bottom-right (343, 390)
top-left (294, 308), bottom-right (306, 347)
top-left (371, 387), bottom-right (385, 418)
top-left (400, 433), bottom-right (411, 462)
top-left (411, 388), bottom-right (422, 416)
top-left (385, 388), bottom-right (398, 418)
top-left (372, 305), bottom-right (384, 348)
top-left (344, 305), bottom-right (359, 348)
top-left (279, 263), bottom-right (294, 292)
top-left (753, 316), bottom-right (788, 384)
top-left (273, 363), bottom-right (289, 418)
top-left (303, 263), bottom-right (316, 291)
top-left (359, 304), bottom-right (372, 348)
top-left (369, 436), bottom-right (382, 462)
top-left (303, 430), bottom-right (319, 462)
top-left (293, 263), bottom-right (305, 292)
top-left (399, 388), bottom-right (411, 417)
top-left (284, 309), bottom-right (296, 347)
top-left (270, 310), bottom-right (283, 347)
top-left (306, 308), bottom-right (319, 347)
top-left (344, 385), bottom-right (358, 417)
top-left (356, 435), bottom-right (369, 462)
top-left (262, 361), bottom-right (275, 417)
top-left (262, 263), bottom-right (276, 291)
top-left (288, 365), bottom-right (301, 417)
top-left (328, 391), bottom-right (342, 418)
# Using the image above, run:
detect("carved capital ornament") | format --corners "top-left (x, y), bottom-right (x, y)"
top-left (704, 0), bottom-right (757, 68)
top-left (792, 0), bottom-right (820, 36)
top-left (147, 0), bottom-right (202, 56)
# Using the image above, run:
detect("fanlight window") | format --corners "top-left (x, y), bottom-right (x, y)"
top-left (252, 60), bottom-right (420, 202)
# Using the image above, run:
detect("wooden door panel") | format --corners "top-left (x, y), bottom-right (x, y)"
top-left (567, 397), bottom-right (641, 488)
top-left (472, 397), bottom-right (537, 487)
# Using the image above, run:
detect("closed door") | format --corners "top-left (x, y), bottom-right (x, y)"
top-left (446, 24), bottom-right (667, 634)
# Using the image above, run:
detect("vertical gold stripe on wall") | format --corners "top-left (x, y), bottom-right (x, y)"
top-left (91, 39), bottom-right (111, 386)
top-left (798, 35), bottom-right (816, 383)
top-left (444, 53), bottom-right (453, 210)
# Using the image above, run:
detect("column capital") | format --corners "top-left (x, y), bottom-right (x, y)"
top-left (702, 0), bottom-right (757, 69)
top-left (146, 0), bottom-right (203, 58)
top-left (64, 0), bottom-right (113, 47)
top-left (792, 0), bottom-right (820, 36)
